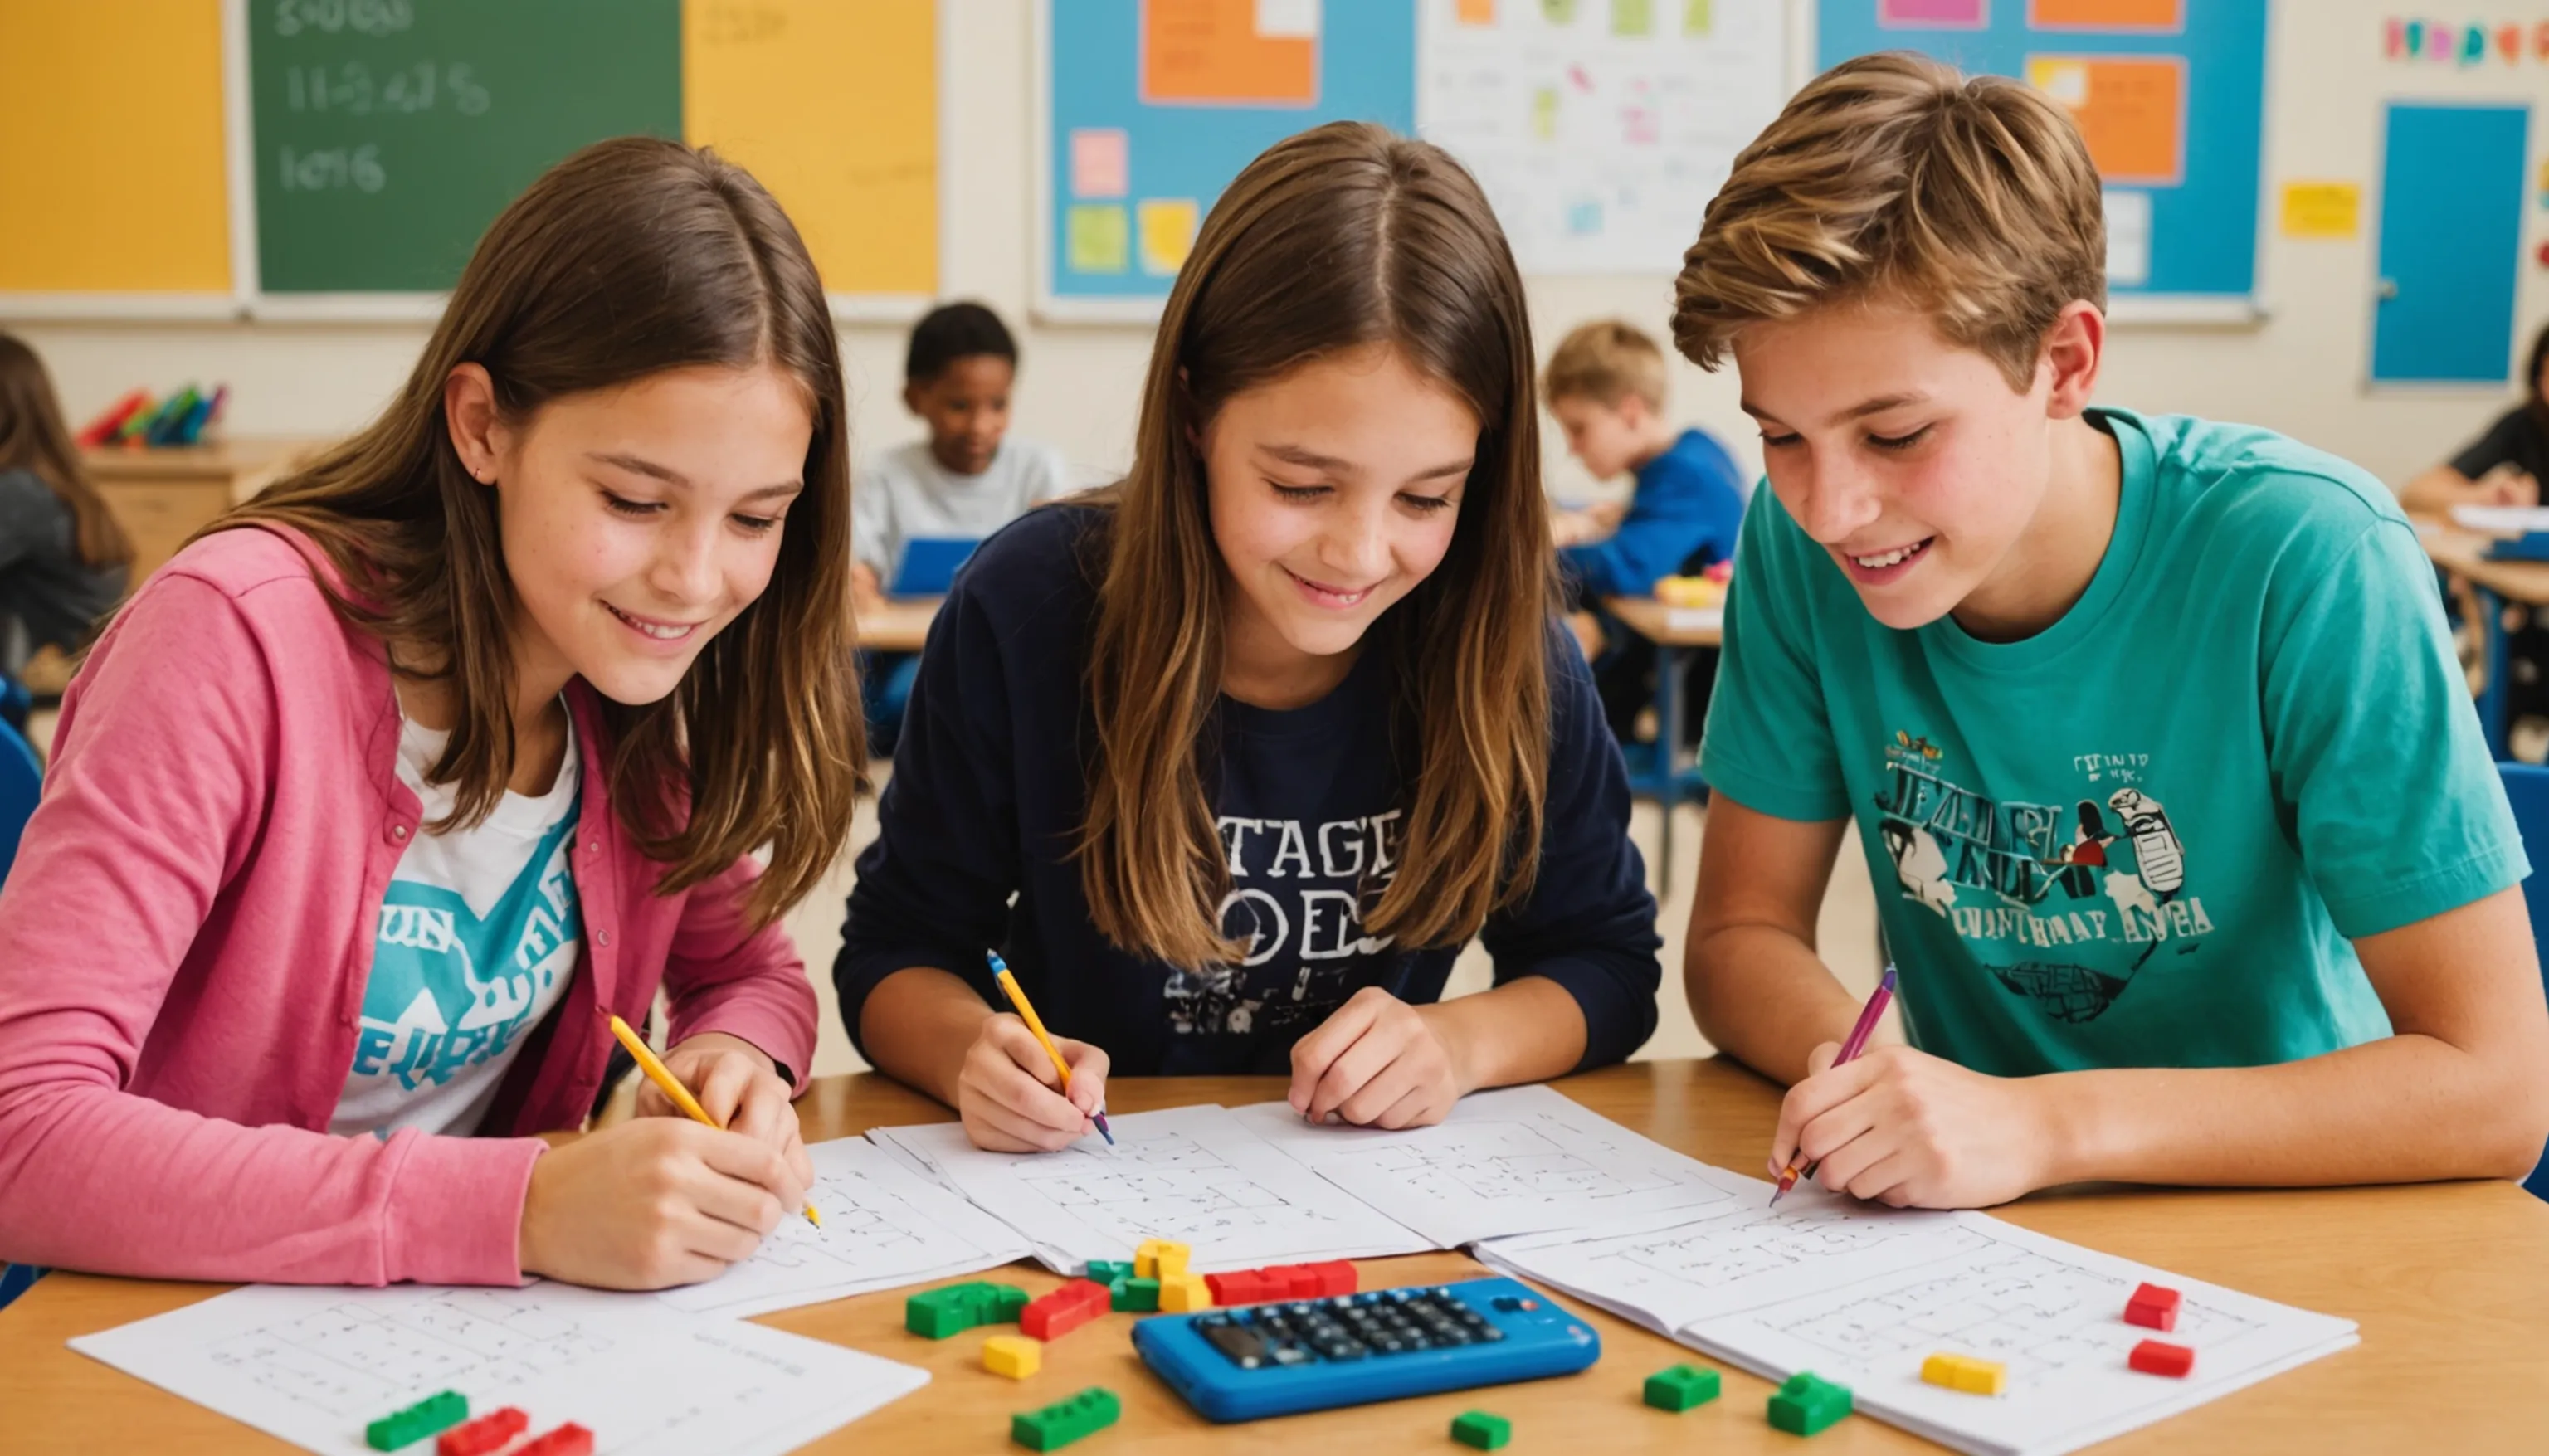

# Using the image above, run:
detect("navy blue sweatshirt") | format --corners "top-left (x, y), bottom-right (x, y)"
top-left (835, 503), bottom-right (1662, 1078)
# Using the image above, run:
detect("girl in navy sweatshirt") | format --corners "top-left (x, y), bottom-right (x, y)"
top-left (838, 124), bottom-right (1662, 1152)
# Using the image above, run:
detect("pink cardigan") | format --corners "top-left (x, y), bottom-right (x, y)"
top-left (0, 528), bottom-right (817, 1287)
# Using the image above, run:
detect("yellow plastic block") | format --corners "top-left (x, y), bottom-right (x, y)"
top-left (983, 1334), bottom-right (1043, 1380)
top-left (1158, 1274), bottom-right (1213, 1313)
top-left (1920, 1352), bottom-right (2006, 1395)
top-left (1134, 1239), bottom-right (1191, 1279)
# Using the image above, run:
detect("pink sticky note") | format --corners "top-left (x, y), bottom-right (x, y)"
top-left (1071, 129), bottom-right (1128, 200)
top-left (1880, 0), bottom-right (1987, 26)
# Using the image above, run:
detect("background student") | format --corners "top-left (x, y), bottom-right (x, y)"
top-left (1677, 55), bottom-right (2549, 1210)
top-left (0, 333), bottom-right (131, 680)
top-left (2400, 319), bottom-right (2549, 514)
top-left (836, 123), bottom-right (1661, 1153)
top-left (851, 303), bottom-right (1075, 752)
top-left (0, 139), bottom-right (865, 1290)
top-left (1542, 319), bottom-right (1747, 752)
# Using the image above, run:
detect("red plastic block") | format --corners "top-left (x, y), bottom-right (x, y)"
top-left (1021, 1279), bottom-right (1111, 1340)
top-left (515, 1424), bottom-right (594, 1456)
top-left (1303, 1259), bottom-right (1357, 1297)
top-left (2124, 1283), bottom-right (2181, 1332)
top-left (2128, 1339), bottom-right (2194, 1378)
top-left (438, 1408), bottom-right (529, 1456)
top-left (1258, 1264), bottom-right (1322, 1298)
top-left (1205, 1270), bottom-right (1273, 1306)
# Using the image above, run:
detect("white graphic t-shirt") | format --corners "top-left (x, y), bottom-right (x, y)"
top-left (332, 709), bottom-right (583, 1137)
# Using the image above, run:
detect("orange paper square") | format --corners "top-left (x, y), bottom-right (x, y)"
top-left (2026, 55), bottom-right (2182, 186)
top-left (2030, 0), bottom-right (2181, 29)
top-left (1142, 0), bottom-right (1318, 107)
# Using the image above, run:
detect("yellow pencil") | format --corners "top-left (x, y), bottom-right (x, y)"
top-left (607, 1015), bottom-right (819, 1226)
top-left (987, 952), bottom-right (1114, 1145)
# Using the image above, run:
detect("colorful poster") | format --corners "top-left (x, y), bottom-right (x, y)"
top-left (1416, 0), bottom-right (1786, 274)
top-left (2025, 54), bottom-right (2184, 185)
top-left (1141, 0), bottom-right (1320, 106)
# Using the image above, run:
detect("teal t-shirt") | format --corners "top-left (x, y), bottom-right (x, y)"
top-left (1700, 407), bottom-right (2527, 1076)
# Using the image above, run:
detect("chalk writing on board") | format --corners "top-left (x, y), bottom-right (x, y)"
top-left (273, 0), bottom-right (417, 40)
top-left (277, 145), bottom-right (386, 193)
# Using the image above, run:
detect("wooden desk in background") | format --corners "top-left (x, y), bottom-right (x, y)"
top-left (858, 597), bottom-right (940, 653)
top-left (17, 441), bottom-right (325, 695)
top-left (12, 1059), bottom-right (2544, 1454)
top-left (2414, 514), bottom-right (2549, 760)
top-left (1602, 595), bottom-right (1723, 889)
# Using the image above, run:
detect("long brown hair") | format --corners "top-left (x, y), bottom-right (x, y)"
top-left (1080, 121), bottom-right (1554, 968)
top-left (212, 137), bottom-right (863, 926)
top-left (0, 332), bottom-right (134, 569)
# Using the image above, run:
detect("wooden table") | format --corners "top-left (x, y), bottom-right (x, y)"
top-left (1601, 596), bottom-right (1725, 887)
top-left (859, 597), bottom-right (940, 653)
top-left (2414, 515), bottom-right (2549, 759)
top-left (12, 1059), bottom-right (2546, 1453)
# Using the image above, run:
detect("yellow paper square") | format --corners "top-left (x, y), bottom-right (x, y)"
top-left (1138, 197), bottom-right (1201, 276)
top-left (2026, 57), bottom-right (2090, 107)
top-left (2279, 182), bottom-right (2361, 239)
top-left (1069, 204), bottom-right (1131, 274)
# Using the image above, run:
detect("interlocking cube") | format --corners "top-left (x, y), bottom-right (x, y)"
top-left (1920, 1352), bottom-right (2007, 1395)
top-left (1158, 1273), bottom-right (1213, 1312)
top-left (1302, 1259), bottom-right (1357, 1297)
top-left (1011, 1386), bottom-right (1120, 1451)
top-left (2124, 1282), bottom-right (2181, 1332)
top-left (990, 1283), bottom-right (1031, 1322)
top-left (1450, 1410), bottom-right (1512, 1449)
top-left (1133, 1239), bottom-right (1191, 1279)
top-left (1083, 1260), bottom-right (1136, 1285)
top-left (1021, 1279), bottom-right (1111, 1341)
top-left (514, 1424), bottom-right (593, 1456)
top-left (2129, 1339), bottom-right (2195, 1378)
top-left (1112, 1275), bottom-right (1160, 1312)
top-left (366, 1390), bottom-right (467, 1451)
top-left (1767, 1371), bottom-right (1852, 1436)
top-left (1204, 1269), bottom-right (1275, 1306)
top-left (983, 1333), bottom-right (1043, 1380)
top-left (1643, 1363), bottom-right (1722, 1411)
top-left (436, 1407), bottom-right (528, 1456)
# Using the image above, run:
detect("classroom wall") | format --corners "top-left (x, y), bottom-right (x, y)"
top-left (9, 0), bottom-right (2547, 496)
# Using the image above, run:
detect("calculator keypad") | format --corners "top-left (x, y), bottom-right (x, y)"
top-left (1192, 1288), bottom-right (1506, 1370)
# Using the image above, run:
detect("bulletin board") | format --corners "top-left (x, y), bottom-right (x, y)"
top-left (1815, 0), bottom-right (2269, 321)
top-left (1036, 0), bottom-right (1419, 322)
top-left (0, 0), bottom-right (944, 323)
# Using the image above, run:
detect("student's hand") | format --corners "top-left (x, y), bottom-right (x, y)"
top-left (1565, 609), bottom-right (1607, 663)
top-left (959, 1013), bottom-right (1110, 1152)
top-left (644, 1031), bottom-right (814, 1194)
top-left (850, 561), bottom-right (887, 614)
top-left (1588, 499), bottom-right (1629, 531)
top-left (518, 1117), bottom-right (806, 1288)
top-left (1550, 509), bottom-right (1599, 548)
top-left (1289, 986), bottom-right (1468, 1130)
top-left (1769, 1042), bottom-right (2055, 1209)
top-left (2478, 463), bottom-right (2541, 508)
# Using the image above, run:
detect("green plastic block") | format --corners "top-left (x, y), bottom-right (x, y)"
top-left (365, 1390), bottom-right (467, 1450)
top-left (1767, 1371), bottom-right (1853, 1437)
top-left (907, 1280), bottom-right (1002, 1338)
top-left (1084, 1260), bottom-right (1136, 1285)
top-left (1644, 1362), bottom-right (1722, 1412)
top-left (1113, 1276), bottom-right (1160, 1312)
top-left (1450, 1410), bottom-right (1511, 1449)
top-left (988, 1283), bottom-right (1031, 1322)
top-left (1011, 1386), bottom-right (1122, 1451)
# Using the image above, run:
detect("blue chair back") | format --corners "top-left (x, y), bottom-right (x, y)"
top-left (0, 1262), bottom-right (41, 1312)
top-left (2494, 763), bottom-right (2549, 1200)
top-left (0, 717), bottom-right (37, 886)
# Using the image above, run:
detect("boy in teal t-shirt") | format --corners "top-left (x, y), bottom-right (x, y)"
top-left (1672, 54), bottom-right (2549, 1208)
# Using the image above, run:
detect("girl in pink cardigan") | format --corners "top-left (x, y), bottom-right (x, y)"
top-left (0, 138), bottom-right (865, 1291)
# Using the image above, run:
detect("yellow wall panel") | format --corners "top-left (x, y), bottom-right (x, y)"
top-left (0, 0), bottom-right (232, 293)
top-left (683, 0), bottom-right (938, 299)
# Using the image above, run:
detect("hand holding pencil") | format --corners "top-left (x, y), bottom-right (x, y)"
top-left (953, 952), bottom-right (1115, 1154)
top-left (610, 1017), bottom-right (819, 1226)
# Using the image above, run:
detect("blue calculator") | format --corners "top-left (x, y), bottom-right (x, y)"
top-left (1131, 1277), bottom-right (1600, 1424)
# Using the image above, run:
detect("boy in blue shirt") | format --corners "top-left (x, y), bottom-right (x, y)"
top-left (1544, 319), bottom-right (1747, 744)
top-left (1679, 53), bottom-right (2549, 1207)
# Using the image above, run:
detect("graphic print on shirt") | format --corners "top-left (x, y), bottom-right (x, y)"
top-left (1871, 733), bottom-right (2210, 1022)
top-left (351, 808), bottom-right (584, 1093)
top-left (1163, 811), bottom-right (1409, 1038)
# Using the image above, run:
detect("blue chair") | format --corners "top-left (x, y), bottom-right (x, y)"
top-left (0, 670), bottom-right (27, 734)
top-left (0, 1262), bottom-right (41, 1312)
top-left (0, 717), bottom-right (37, 887)
top-left (2494, 763), bottom-right (2549, 1200)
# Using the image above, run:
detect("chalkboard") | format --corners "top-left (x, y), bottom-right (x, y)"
top-left (1815, 0), bottom-right (2268, 319)
top-left (250, 0), bottom-right (683, 295)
